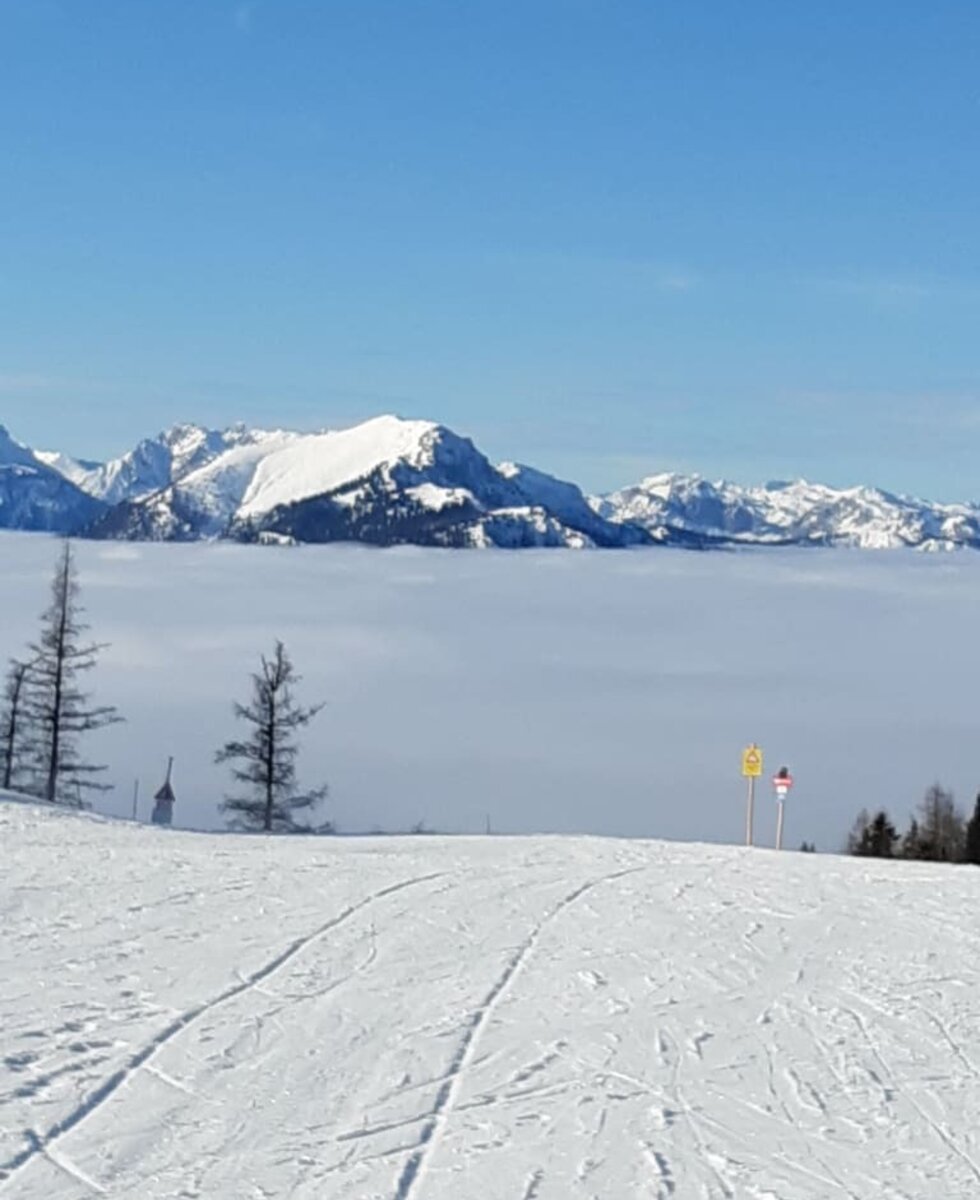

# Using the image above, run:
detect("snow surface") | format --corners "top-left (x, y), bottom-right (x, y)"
top-left (404, 483), bottom-right (476, 513)
top-left (32, 450), bottom-right (92, 482)
top-left (3, 797), bottom-right (980, 1198)
top-left (236, 417), bottom-right (441, 519)
top-left (162, 431), bottom-right (303, 531)
top-left (36, 426), bottom-right (290, 509)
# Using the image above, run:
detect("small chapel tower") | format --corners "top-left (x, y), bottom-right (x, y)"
top-left (151, 757), bottom-right (176, 827)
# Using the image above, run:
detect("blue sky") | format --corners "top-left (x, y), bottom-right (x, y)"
top-left (1, 0), bottom-right (978, 497)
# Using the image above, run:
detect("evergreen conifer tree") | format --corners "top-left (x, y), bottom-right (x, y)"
top-left (857, 810), bottom-right (898, 857)
top-left (216, 640), bottom-right (328, 832)
top-left (964, 794), bottom-right (980, 866)
top-left (846, 809), bottom-right (871, 855)
top-left (848, 809), bottom-right (897, 857)
top-left (902, 817), bottom-right (923, 859)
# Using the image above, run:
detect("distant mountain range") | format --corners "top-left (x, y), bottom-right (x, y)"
top-left (1, 416), bottom-right (978, 550)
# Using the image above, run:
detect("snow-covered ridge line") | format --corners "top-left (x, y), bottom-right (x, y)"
top-left (3, 414), bottom-right (979, 549)
top-left (0, 415), bottom-right (646, 549)
top-left (592, 472), bottom-right (980, 551)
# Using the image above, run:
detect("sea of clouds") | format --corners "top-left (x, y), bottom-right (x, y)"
top-left (3, 532), bottom-right (977, 850)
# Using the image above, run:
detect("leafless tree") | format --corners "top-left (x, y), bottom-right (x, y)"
top-left (915, 783), bottom-right (964, 862)
top-left (25, 542), bottom-right (122, 805)
top-left (216, 640), bottom-right (328, 832)
top-left (1, 658), bottom-right (33, 791)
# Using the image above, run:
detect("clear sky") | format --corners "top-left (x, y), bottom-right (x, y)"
top-left (2, 1), bottom-right (978, 498)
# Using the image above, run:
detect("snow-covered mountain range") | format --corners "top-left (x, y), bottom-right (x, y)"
top-left (593, 473), bottom-right (980, 551)
top-left (2, 415), bottom-right (978, 549)
top-left (3, 417), bottom-right (645, 548)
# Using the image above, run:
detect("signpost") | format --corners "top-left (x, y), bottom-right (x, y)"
top-left (772, 767), bottom-right (794, 850)
top-left (741, 744), bottom-right (763, 846)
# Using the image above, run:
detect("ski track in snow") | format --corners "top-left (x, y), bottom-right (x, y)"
top-left (391, 866), bottom-right (645, 1200)
top-left (4, 802), bottom-right (980, 1198)
top-left (0, 867), bottom-right (444, 1192)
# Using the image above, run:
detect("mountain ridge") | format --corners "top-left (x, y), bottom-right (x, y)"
top-left (3, 415), bottom-right (978, 550)
top-left (592, 471), bottom-right (980, 550)
top-left (0, 423), bottom-right (106, 534)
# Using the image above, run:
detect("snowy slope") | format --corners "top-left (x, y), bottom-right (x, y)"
top-left (33, 450), bottom-right (115, 496)
top-left (594, 472), bottom-right (980, 550)
top-left (237, 416), bottom-right (444, 518)
top-left (140, 429), bottom-right (302, 534)
top-left (156, 415), bottom-right (448, 534)
top-left (37, 424), bottom-right (287, 507)
top-left (4, 797), bottom-right (980, 1199)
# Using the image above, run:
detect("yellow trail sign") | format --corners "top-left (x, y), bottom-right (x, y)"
top-left (741, 744), bottom-right (763, 778)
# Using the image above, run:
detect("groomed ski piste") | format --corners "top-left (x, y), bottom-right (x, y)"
top-left (3, 794), bottom-right (980, 1198)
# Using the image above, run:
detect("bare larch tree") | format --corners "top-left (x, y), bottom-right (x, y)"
top-left (916, 782), bottom-right (965, 862)
top-left (1, 658), bottom-right (33, 791)
top-left (216, 640), bottom-right (328, 832)
top-left (26, 541), bottom-right (122, 805)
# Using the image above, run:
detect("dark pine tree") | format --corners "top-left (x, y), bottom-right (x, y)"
top-left (25, 542), bottom-right (122, 805)
top-left (902, 817), bottom-right (924, 860)
top-left (1, 658), bottom-right (33, 791)
top-left (964, 794), bottom-right (980, 866)
top-left (848, 809), bottom-right (898, 857)
top-left (216, 640), bottom-right (329, 833)
top-left (858, 810), bottom-right (898, 858)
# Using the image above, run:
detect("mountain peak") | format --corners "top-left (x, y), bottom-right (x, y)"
top-left (0, 424), bottom-right (37, 468)
top-left (6, 414), bottom-right (980, 551)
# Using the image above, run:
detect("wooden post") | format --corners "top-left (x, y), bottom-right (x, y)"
top-left (776, 796), bottom-right (785, 850)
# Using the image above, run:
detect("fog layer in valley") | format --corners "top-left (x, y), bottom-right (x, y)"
top-left (2, 534), bottom-right (975, 849)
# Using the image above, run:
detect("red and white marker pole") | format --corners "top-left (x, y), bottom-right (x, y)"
top-left (773, 769), bottom-right (793, 850)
